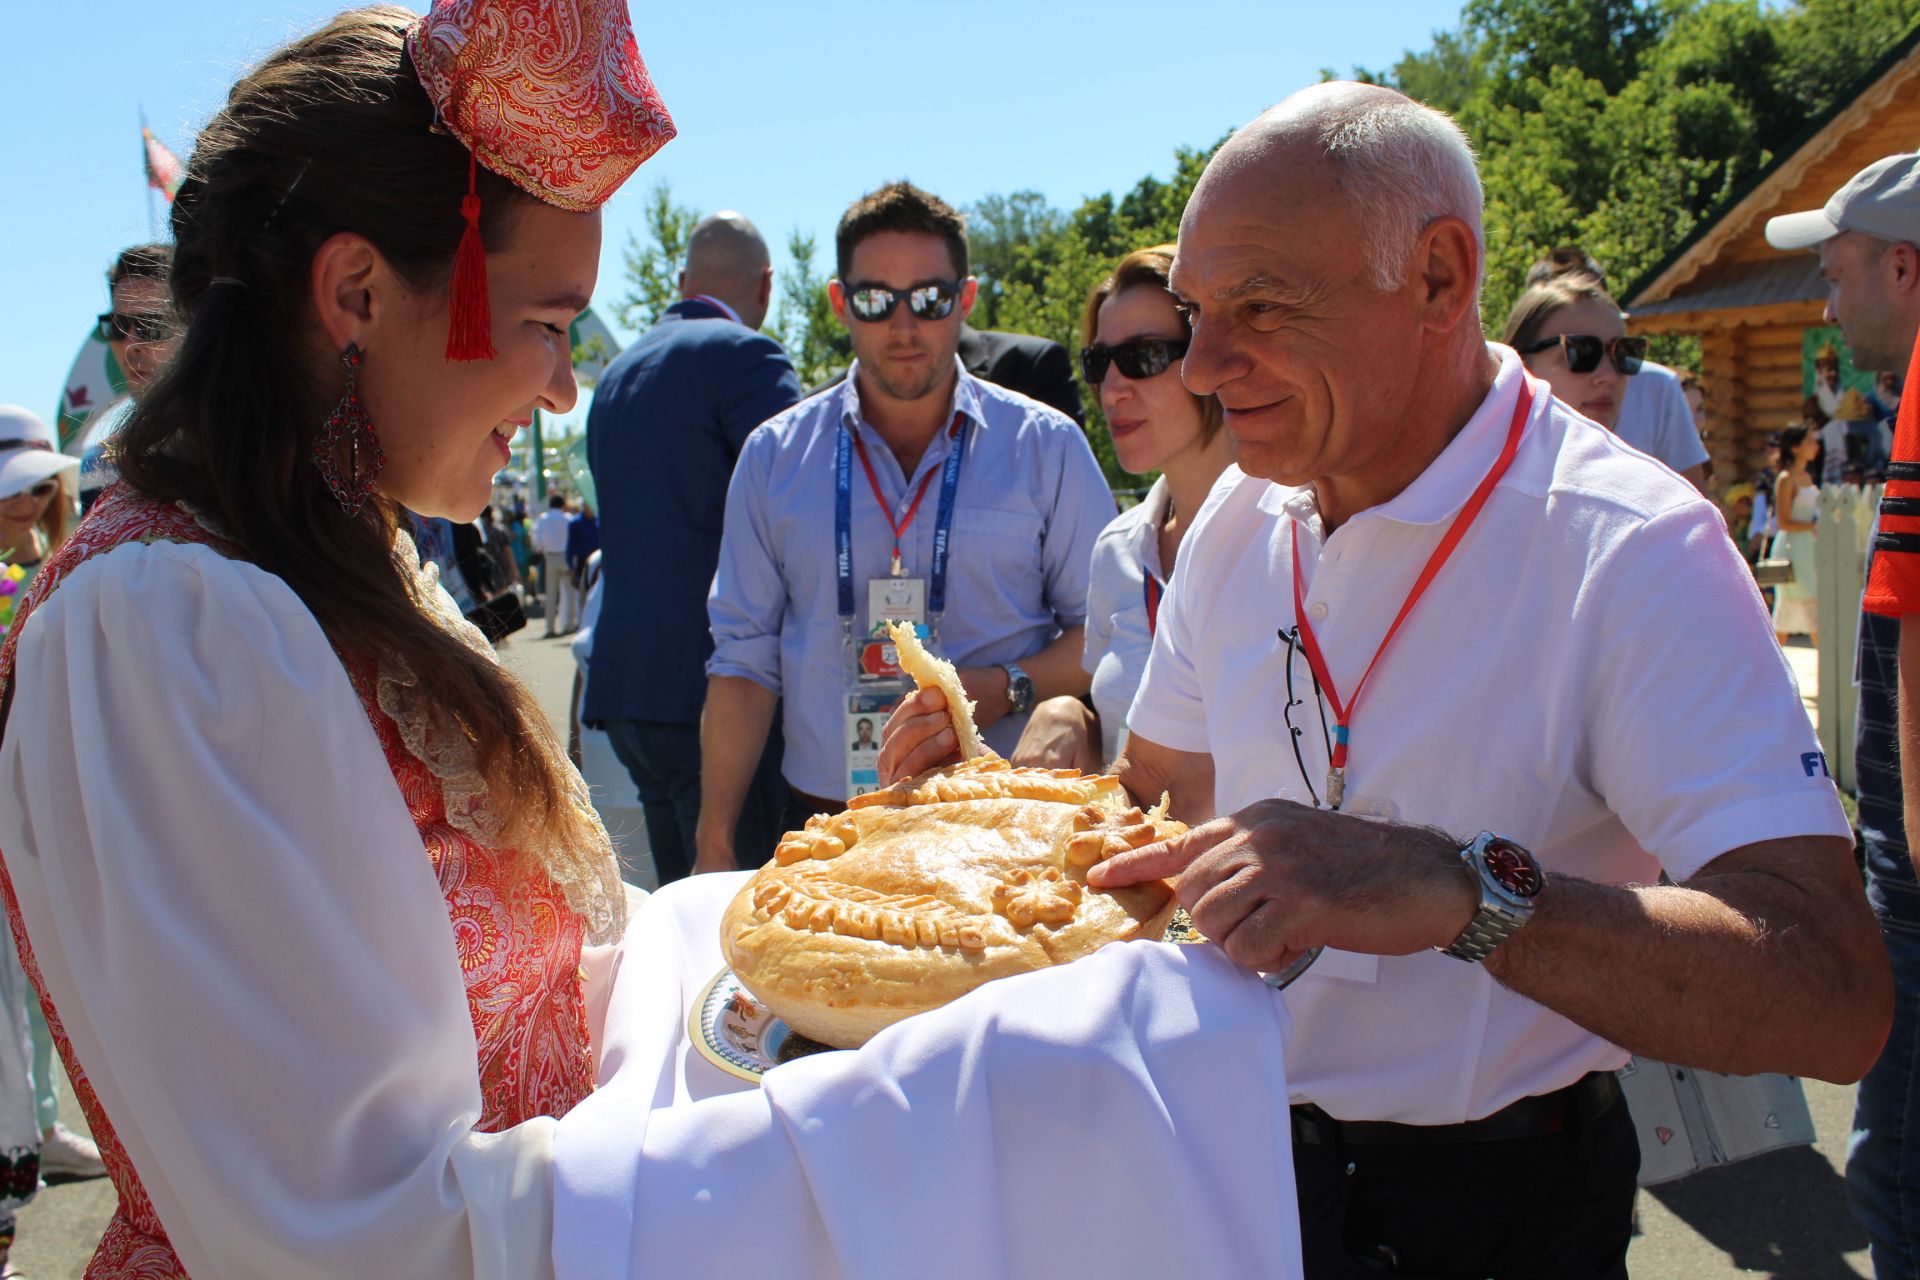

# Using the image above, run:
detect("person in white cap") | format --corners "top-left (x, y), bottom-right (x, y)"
top-left (0, 404), bottom-right (75, 1276)
top-left (1766, 150), bottom-right (1920, 1280)
top-left (0, 405), bottom-right (79, 585)
top-left (0, 408), bottom-right (105, 1189)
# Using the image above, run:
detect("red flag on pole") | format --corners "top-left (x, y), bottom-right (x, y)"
top-left (142, 126), bottom-right (183, 202)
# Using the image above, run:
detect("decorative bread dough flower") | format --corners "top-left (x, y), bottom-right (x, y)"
top-left (991, 868), bottom-right (1083, 928)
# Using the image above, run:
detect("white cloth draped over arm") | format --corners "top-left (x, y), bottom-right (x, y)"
top-left (0, 541), bottom-right (556, 1279)
top-left (555, 874), bottom-right (1303, 1279)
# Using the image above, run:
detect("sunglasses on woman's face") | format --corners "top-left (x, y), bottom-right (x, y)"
top-left (842, 280), bottom-right (961, 323)
top-left (3, 481), bottom-right (57, 503)
top-left (1079, 336), bottom-right (1190, 385)
top-left (96, 310), bottom-right (174, 344)
top-left (1517, 333), bottom-right (1647, 376)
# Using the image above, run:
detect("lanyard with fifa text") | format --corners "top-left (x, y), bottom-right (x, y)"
top-left (1289, 380), bottom-right (1533, 810)
top-left (834, 413), bottom-right (970, 624)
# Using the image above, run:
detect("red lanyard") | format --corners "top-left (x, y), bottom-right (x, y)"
top-left (1143, 573), bottom-right (1164, 638)
top-left (1289, 380), bottom-right (1534, 809)
top-left (848, 417), bottom-right (957, 575)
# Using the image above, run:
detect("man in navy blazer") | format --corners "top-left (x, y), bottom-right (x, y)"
top-left (586, 212), bottom-right (802, 882)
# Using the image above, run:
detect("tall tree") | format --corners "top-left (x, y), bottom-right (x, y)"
top-left (968, 191), bottom-right (1065, 331)
top-left (617, 181), bottom-right (699, 331)
top-left (767, 230), bottom-right (848, 389)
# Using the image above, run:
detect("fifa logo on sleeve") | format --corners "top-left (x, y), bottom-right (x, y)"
top-left (1801, 750), bottom-right (1831, 779)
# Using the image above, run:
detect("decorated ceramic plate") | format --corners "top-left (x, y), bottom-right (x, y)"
top-left (691, 967), bottom-right (837, 1083)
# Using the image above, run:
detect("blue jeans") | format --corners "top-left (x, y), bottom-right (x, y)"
top-left (600, 717), bottom-right (787, 883)
top-left (1850, 879), bottom-right (1920, 1279)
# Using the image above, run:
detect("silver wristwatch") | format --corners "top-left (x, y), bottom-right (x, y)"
top-left (1000, 663), bottom-right (1034, 715)
top-left (1440, 832), bottom-right (1544, 963)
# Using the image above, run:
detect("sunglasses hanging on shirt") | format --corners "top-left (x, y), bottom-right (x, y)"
top-left (843, 280), bottom-right (961, 323)
top-left (1516, 333), bottom-right (1648, 377)
top-left (1079, 336), bottom-right (1190, 385)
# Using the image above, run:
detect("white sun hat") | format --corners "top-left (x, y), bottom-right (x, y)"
top-left (0, 405), bottom-right (81, 502)
top-left (1765, 152), bottom-right (1920, 250)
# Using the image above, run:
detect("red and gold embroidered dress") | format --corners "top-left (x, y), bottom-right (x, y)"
top-left (0, 487), bottom-right (611, 1277)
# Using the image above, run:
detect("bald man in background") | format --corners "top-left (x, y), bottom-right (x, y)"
top-left (585, 212), bottom-right (803, 882)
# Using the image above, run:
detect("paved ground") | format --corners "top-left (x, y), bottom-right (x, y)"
top-left (8, 637), bottom-right (1879, 1277)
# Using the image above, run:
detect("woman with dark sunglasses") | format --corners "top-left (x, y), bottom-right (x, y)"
top-left (1502, 275), bottom-right (1645, 432)
top-left (1014, 245), bottom-right (1230, 771)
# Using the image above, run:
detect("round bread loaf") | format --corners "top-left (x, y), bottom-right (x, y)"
top-left (720, 755), bottom-right (1182, 1048)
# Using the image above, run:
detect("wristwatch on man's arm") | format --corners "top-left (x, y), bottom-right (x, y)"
top-left (1000, 662), bottom-right (1034, 716)
top-left (1441, 832), bottom-right (1545, 963)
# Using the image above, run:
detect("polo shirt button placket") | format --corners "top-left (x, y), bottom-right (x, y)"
top-left (1309, 601), bottom-right (1329, 621)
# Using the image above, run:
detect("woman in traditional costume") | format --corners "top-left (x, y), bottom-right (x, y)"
top-left (0, 3), bottom-right (674, 1274)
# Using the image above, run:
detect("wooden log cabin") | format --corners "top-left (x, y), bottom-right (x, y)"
top-left (1623, 25), bottom-right (1920, 498)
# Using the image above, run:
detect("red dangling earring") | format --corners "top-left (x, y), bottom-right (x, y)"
top-left (312, 343), bottom-right (386, 516)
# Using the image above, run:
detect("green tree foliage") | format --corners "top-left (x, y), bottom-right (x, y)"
top-left (710, 0), bottom-right (1918, 488)
top-left (767, 230), bottom-right (849, 389)
top-left (970, 145), bottom-right (1221, 487)
top-left (617, 181), bottom-right (699, 331)
top-left (1378, 0), bottom-right (1920, 326)
top-left (969, 191), bottom-right (1065, 331)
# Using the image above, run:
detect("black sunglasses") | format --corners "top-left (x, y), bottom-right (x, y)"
top-left (1517, 333), bottom-right (1647, 376)
top-left (843, 280), bottom-right (961, 323)
top-left (4, 481), bottom-right (58, 502)
top-left (96, 311), bottom-right (173, 344)
top-left (1080, 336), bottom-right (1190, 385)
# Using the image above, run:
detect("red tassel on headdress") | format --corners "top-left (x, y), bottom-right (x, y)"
top-left (446, 153), bottom-right (496, 361)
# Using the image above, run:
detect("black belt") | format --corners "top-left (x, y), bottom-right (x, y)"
top-left (790, 789), bottom-right (845, 819)
top-left (1291, 1070), bottom-right (1620, 1147)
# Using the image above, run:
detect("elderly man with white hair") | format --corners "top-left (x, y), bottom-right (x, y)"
top-left (881, 81), bottom-right (1891, 1276)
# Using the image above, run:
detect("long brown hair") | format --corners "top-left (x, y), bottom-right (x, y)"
top-left (37, 478), bottom-right (72, 558)
top-left (112, 6), bottom-right (620, 936)
top-left (1501, 275), bottom-right (1622, 353)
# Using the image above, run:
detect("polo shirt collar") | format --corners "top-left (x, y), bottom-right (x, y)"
top-left (1126, 476), bottom-right (1172, 582)
top-left (1361, 344), bottom-right (1536, 528)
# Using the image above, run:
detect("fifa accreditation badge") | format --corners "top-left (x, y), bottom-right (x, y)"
top-left (856, 578), bottom-right (926, 680)
top-left (845, 685), bottom-right (902, 798)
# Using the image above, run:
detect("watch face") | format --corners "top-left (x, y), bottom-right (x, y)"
top-left (1483, 840), bottom-right (1543, 897)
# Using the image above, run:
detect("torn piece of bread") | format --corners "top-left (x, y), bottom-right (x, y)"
top-left (886, 620), bottom-right (988, 760)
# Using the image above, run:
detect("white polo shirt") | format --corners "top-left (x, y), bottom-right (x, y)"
top-left (1129, 344), bottom-right (1849, 1125)
top-left (1615, 360), bottom-right (1708, 475)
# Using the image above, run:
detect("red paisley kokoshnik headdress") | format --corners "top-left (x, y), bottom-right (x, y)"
top-left (406, 0), bottom-right (677, 361)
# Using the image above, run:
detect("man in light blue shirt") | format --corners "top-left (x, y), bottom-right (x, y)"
top-left (696, 182), bottom-right (1113, 870)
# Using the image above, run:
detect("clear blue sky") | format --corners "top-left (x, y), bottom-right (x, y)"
top-left (0, 0), bottom-right (1463, 433)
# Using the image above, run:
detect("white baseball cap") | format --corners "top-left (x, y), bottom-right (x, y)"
top-left (0, 405), bottom-right (80, 502)
top-left (1766, 152), bottom-right (1920, 250)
